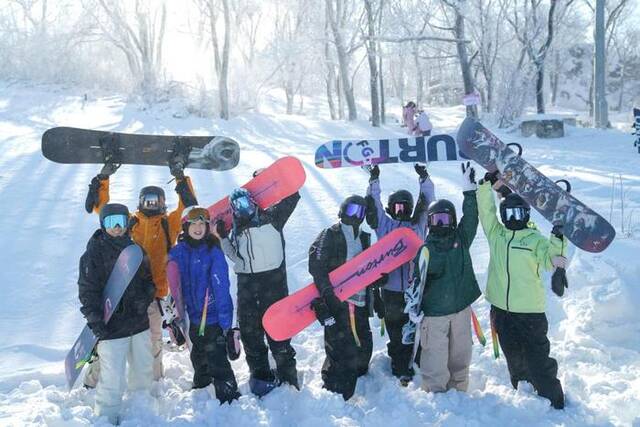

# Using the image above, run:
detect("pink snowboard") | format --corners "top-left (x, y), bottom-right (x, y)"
top-left (207, 156), bottom-right (306, 231)
top-left (262, 228), bottom-right (423, 341)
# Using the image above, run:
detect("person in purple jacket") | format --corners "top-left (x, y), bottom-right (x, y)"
top-left (167, 206), bottom-right (240, 404)
top-left (365, 164), bottom-right (435, 384)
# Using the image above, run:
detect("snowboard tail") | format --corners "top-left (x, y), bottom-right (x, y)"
top-left (315, 134), bottom-right (468, 169)
top-left (262, 228), bottom-right (423, 341)
top-left (42, 127), bottom-right (240, 171)
top-left (207, 156), bottom-right (306, 231)
top-left (456, 118), bottom-right (615, 253)
top-left (64, 244), bottom-right (144, 389)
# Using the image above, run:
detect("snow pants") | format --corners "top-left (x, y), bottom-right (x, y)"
top-left (147, 301), bottom-right (164, 380)
top-left (237, 266), bottom-right (297, 383)
top-left (382, 289), bottom-right (414, 377)
top-left (321, 304), bottom-right (372, 400)
top-left (491, 306), bottom-right (564, 409)
top-left (94, 329), bottom-right (153, 424)
top-left (189, 324), bottom-right (240, 404)
top-left (83, 302), bottom-right (162, 389)
top-left (419, 306), bottom-right (472, 393)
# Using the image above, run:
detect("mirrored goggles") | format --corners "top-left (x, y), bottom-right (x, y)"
top-left (344, 203), bottom-right (366, 220)
top-left (231, 195), bottom-right (254, 213)
top-left (429, 212), bottom-right (453, 227)
top-left (504, 207), bottom-right (527, 221)
top-left (393, 202), bottom-right (410, 215)
top-left (183, 207), bottom-right (210, 224)
top-left (103, 214), bottom-right (128, 229)
top-left (141, 194), bottom-right (161, 210)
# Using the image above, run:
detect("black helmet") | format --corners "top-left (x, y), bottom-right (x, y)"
top-left (99, 203), bottom-right (129, 230)
top-left (339, 195), bottom-right (367, 226)
top-left (500, 193), bottom-right (530, 230)
top-left (138, 186), bottom-right (166, 216)
top-left (386, 190), bottom-right (414, 221)
top-left (427, 199), bottom-right (457, 232)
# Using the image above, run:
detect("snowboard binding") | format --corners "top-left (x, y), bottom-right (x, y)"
top-left (168, 138), bottom-right (192, 175)
top-left (99, 133), bottom-right (123, 166)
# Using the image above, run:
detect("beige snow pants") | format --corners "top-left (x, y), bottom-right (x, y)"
top-left (419, 306), bottom-right (472, 393)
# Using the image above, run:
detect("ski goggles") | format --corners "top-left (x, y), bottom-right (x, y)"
top-left (231, 195), bottom-right (256, 215)
top-left (504, 207), bottom-right (528, 221)
top-left (182, 207), bottom-right (210, 224)
top-left (103, 214), bottom-right (128, 229)
top-left (140, 193), bottom-right (163, 210)
top-left (429, 212), bottom-right (453, 227)
top-left (344, 203), bottom-right (366, 220)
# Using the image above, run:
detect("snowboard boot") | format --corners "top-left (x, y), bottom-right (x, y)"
top-left (249, 369), bottom-right (279, 398)
top-left (399, 375), bottom-right (412, 387)
top-left (277, 365), bottom-right (300, 390)
top-left (213, 379), bottom-right (241, 405)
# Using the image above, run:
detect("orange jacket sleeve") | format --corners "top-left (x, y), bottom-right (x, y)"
top-left (167, 176), bottom-right (196, 242)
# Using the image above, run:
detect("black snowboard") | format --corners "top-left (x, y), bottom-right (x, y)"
top-left (42, 127), bottom-right (240, 171)
top-left (457, 117), bottom-right (615, 253)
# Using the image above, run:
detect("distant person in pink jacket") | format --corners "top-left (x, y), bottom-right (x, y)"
top-left (403, 101), bottom-right (417, 134)
top-left (416, 110), bottom-right (433, 136)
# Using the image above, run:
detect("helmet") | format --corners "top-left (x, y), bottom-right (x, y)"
top-left (339, 195), bottom-right (367, 226)
top-left (427, 199), bottom-right (457, 233)
top-left (230, 188), bottom-right (257, 219)
top-left (138, 186), bottom-right (166, 216)
top-left (386, 190), bottom-right (414, 221)
top-left (181, 205), bottom-right (210, 224)
top-left (99, 203), bottom-right (129, 230)
top-left (500, 193), bottom-right (530, 230)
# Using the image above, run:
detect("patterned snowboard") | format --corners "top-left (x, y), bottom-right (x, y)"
top-left (207, 156), bottom-right (306, 231)
top-left (456, 117), bottom-right (615, 253)
top-left (64, 244), bottom-right (144, 389)
top-left (315, 134), bottom-right (468, 168)
top-left (262, 228), bottom-right (423, 341)
top-left (42, 127), bottom-right (240, 171)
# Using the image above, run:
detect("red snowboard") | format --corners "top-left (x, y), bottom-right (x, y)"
top-left (262, 228), bottom-right (423, 341)
top-left (207, 156), bottom-right (306, 231)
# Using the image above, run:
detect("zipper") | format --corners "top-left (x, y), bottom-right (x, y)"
top-left (245, 230), bottom-right (254, 273)
top-left (506, 231), bottom-right (515, 311)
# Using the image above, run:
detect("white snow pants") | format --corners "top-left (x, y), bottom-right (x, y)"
top-left (95, 329), bottom-right (153, 424)
top-left (419, 306), bottom-right (472, 393)
top-left (147, 301), bottom-right (164, 380)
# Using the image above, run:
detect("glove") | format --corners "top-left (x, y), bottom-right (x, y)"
top-left (99, 162), bottom-right (119, 179)
top-left (215, 220), bottom-right (229, 239)
top-left (85, 176), bottom-right (102, 213)
top-left (321, 287), bottom-right (344, 315)
top-left (365, 195), bottom-right (378, 229)
top-left (369, 165), bottom-right (380, 182)
top-left (175, 178), bottom-right (198, 207)
top-left (89, 321), bottom-right (108, 340)
top-left (414, 163), bottom-right (429, 181)
top-left (551, 256), bottom-right (568, 269)
top-left (373, 288), bottom-right (385, 319)
top-left (479, 170), bottom-right (499, 186)
top-left (551, 268), bottom-right (568, 297)
top-left (551, 224), bottom-right (564, 240)
top-left (169, 161), bottom-right (185, 180)
top-left (310, 298), bottom-right (336, 327)
top-left (461, 161), bottom-right (477, 192)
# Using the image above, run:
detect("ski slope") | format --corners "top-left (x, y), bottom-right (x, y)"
top-left (0, 81), bottom-right (639, 426)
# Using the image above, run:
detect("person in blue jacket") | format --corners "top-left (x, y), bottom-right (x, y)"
top-left (167, 206), bottom-right (240, 404)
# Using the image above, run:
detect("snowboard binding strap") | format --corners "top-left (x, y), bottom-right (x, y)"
top-left (99, 133), bottom-right (123, 166)
top-left (169, 137), bottom-right (192, 171)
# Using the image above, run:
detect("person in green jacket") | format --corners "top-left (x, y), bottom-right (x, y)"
top-left (477, 172), bottom-right (567, 409)
top-left (408, 162), bottom-right (482, 393)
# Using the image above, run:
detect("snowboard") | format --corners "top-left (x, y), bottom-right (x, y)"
top-left (207, 156), bottom-right (306, 231)
top-left (315, 134), bottom-right (468, 169)
top-left (456, 117), bottom-right (615, 253)
top-left (633, 108), bottom-right (640, 153)
top-left (262, 228), bottom-right (423, 341)
top-left (402, 246), bottom-right (429, 363)
top-left (42, 127), bottom-right (240, 171)
top-left (157, 296), bottom-right (187, 347)
top-left (64, 244), bottom-right (144, 389)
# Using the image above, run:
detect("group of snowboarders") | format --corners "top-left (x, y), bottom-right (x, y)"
top-left (77, 151), bottom-right (569, 424)
top-left (402, 101), bottom-right (433, 136)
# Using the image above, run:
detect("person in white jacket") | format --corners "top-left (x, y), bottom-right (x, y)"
top-left (416, 110), bottom-right (433, 136)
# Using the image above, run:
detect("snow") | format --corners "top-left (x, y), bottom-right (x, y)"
top-left (1, 81), bottom-right (639, 426)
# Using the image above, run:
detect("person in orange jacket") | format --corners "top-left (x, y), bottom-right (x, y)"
top-left (83, 161), bottom-right (197, 386)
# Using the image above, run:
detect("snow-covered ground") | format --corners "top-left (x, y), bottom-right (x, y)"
top-left (0, 81), bottom-right (639, 426)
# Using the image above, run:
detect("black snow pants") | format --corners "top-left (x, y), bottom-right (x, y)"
top-left (491, 305), bottom-right (565, 409)
top-left (189, 324), bottom-right (240, 404)
top-left (321, 303), bottom-right (373, 400)
top-left (383, 289), bottom-right (414, 377)
top-left (237, 265), bottom-right (297, 383)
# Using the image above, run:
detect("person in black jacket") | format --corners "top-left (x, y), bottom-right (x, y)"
top-left (308, 195), bottom-right (384, 401)
top-left (215, 183), bottom-right (300, 397)
top-left (78, 203), bottom-right (155, 425)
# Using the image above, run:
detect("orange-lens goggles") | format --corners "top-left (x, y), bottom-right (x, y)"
top-left (183, 207), bottom-right (210, 223)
